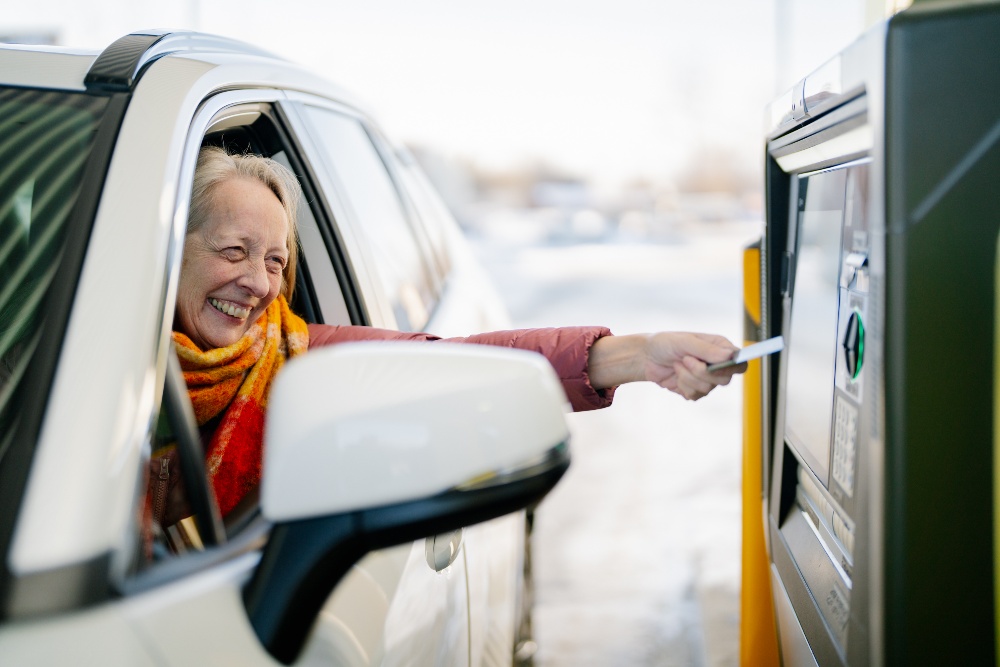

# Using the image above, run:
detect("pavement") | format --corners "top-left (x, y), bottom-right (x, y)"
top-left (469, 219), bottom-right (763, 667)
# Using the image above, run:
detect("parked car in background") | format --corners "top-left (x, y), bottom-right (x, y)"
top-left (0, 31), bottom-right (569, 665)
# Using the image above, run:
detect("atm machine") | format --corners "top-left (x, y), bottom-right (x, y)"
top-left (757, 2), bottom-right (1000, 665)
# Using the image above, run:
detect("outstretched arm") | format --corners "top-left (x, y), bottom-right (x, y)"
top-left (307, 323), bottom-right (742, 406)
top-left (587, 332), bottom-right (745, 401)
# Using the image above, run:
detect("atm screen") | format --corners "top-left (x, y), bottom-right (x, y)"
top-left (784, 167), bottom-right (846, 484)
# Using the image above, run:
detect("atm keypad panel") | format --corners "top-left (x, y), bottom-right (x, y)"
top-left (831, 396), bottom-right (858, 498)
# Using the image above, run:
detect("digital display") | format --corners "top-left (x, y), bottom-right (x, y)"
top-left (784, 168), bottom-right (847, 484)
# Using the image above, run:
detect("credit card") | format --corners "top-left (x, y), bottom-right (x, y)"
top-left (707, 335), bottom-right (784, 372)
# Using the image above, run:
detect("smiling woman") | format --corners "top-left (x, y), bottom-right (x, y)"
top-left (177, 147), bottom-right (298, 350)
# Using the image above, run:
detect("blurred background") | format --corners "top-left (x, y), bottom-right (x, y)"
top-left (1, 1), bottom-right (911, 664)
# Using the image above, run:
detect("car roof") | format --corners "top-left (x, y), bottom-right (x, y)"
top-left (0, 30), bottom-right (370, 114)
top-left (0, 44), bottom-right (99, 91)
top-left (0, 31), bottom-right (283, 90)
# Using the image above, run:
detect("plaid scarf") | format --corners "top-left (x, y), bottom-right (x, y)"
top-left (172, 295), bottom-right (309, 516)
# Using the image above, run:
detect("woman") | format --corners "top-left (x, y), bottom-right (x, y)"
top-left (161, 146), bottom-right (745, 524)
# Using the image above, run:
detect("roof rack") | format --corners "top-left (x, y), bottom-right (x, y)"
top-left (84, 30), bottom-right (281, 92)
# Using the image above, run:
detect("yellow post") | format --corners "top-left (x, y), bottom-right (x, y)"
top-left (740, 242), bottom-right (781, 666)
top-left (994, 229), bottom-right (1000, 667)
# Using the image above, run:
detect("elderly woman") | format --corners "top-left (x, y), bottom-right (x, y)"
top-left (160, 146), bottom-right (744, 524)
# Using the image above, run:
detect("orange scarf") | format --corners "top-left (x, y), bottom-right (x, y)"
top-left (172, 295), bottom-right (309, 516)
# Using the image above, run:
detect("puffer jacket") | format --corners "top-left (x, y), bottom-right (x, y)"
top-left (307, 324), bottom-right (617, 412)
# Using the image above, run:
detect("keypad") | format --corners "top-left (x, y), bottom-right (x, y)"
top-left (832, 396), bottom-right (858, 497)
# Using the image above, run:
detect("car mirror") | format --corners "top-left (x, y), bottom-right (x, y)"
top-left (243, 342), bottom-right (571, 664)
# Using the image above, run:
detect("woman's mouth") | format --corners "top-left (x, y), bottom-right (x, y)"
top-left (209, 297), bottom-right (251, 320)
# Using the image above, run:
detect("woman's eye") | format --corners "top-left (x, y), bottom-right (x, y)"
top-left (266, 257), bottom-right (286, 274)
top-left (221, 247), bottom-right (245, 261)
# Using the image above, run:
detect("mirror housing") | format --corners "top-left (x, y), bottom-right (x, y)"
top-left (244, 343), bottom-right (571, 664)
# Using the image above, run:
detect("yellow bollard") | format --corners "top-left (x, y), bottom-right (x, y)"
top-left (740, 242), bottom-right (781, 666)
top-left (995, 229), bottom-right (1000, 667)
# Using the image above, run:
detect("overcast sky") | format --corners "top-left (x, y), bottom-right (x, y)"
top-left (1, 1), bottom-right (873, 192)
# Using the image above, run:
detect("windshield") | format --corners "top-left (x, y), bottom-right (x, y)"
top-left (0, 87), bottom-right (110, 464)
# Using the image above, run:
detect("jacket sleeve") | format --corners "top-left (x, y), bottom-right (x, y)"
top-left (306, 323), bottom-right (616, 412)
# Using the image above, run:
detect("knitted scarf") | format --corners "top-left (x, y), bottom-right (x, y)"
top-left (172, 295), bottom-right (309, 517)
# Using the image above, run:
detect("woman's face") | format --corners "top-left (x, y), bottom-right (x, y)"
top-left (176, 176), bottom-right (289, 350)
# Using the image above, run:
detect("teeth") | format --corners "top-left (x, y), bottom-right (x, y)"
top-left (210, 298), bottom-right (250, 319)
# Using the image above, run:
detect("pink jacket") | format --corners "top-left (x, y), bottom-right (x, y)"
top-left (307, 324), bottom-right (616, 412)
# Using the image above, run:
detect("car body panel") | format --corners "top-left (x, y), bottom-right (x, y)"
top-left (375, 541), bottom-right (470, 666)
top-left (0, 589), bottom-right (159, 666)
top-left (120, 554), bottom-right (273, 666)
top-left (466, 515), bottom-right (524, 666)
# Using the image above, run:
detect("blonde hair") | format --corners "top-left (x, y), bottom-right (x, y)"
top-left (189, 146), bottom-right (302, 301)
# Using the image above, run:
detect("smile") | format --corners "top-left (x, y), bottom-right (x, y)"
top-left (209, 297), bottom-right (251, 319)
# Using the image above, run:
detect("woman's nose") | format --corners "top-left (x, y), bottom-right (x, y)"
top-left (236, 259), bottom-right (271, 298)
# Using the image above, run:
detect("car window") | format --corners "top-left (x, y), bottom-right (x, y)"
top-left (394, 147), bottom-right (456, 280)
top-left (0, 88), bottom-right (110, 470)
top-left (363, 130), bottom-right (448, 288)
top-left (299, 106), bottom-right (435, 331)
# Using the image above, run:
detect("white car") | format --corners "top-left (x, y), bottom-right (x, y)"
top-left (0, 31), bottom-right (570, 665)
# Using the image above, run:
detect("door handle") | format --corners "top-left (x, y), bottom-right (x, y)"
top-left (425, 529), bottom-right (464, 572)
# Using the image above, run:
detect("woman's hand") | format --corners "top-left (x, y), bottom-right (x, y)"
top-left (587, 332), bottom-right (745, 401)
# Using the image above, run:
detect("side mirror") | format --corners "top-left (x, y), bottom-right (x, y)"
top-left (243, 342), bottom-right (571, 664)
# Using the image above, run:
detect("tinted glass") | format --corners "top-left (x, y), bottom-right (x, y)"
top-left (302, 106), bottom-right (433, 331)
top-left (395, 153), bottom-right (454, 280)
top-left (0, 88), bottom-right (109, 465)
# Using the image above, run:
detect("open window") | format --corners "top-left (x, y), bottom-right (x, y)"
top-left (137, 101), bottom-right (368, 569)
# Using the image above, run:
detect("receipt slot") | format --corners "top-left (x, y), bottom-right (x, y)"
top-left (753, 3), bottom-right (1000, 665)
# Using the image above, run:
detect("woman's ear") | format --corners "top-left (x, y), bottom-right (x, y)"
top-left (281, 268), bottom-right (295, 304)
